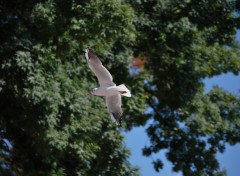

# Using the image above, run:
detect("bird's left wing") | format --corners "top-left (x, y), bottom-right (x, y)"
top-left (106, 94), bottom-right (123, 126)
top-left (85, 48), bottom-right (115, 86)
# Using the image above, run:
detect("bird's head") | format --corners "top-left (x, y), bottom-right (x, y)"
top-left (89, 88), bottom-right (97, 95)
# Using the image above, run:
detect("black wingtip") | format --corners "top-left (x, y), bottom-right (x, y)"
top-left (117, 117), bottom-right (122, 127)
top-left (82, 47), bottom-right (90, 54)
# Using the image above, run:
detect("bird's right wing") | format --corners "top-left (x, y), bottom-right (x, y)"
top-left (85, 48), bottom-right (115, 86)
top-left (106, 94), bottom-right (123, 126)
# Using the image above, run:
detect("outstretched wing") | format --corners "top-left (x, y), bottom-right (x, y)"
top-left (85, 48), bottom-right (115, 86)
top-left (106, 94), bottom-right (123, 126)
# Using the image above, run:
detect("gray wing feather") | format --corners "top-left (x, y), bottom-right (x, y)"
top-left (89, 65), bottom-right (114, 86)
top-left (106, 94), bottom-right (123, 125)
top-left (86, 49), bottom-right (114, 86)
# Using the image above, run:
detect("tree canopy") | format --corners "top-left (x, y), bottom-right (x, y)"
top-left (0, 0), bottom-right (141, 175)
top-left (127, 0), bottom-right (240, 175)
top-left (0, 0), bottom-right (240, 176)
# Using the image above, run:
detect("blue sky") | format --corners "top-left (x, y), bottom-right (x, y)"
top-left (123, 31), bottom-right (240, 176)
top-left (124, 70), bottom-right (240, 176)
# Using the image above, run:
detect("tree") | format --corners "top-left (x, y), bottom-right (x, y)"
top-left (125, 0), bottom-right (240, 175)
top-left (0, 0), bottom-right (143, 175)
top-left (1, 0), bottom-right (240, 175)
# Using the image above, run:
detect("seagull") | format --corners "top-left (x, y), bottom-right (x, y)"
top-left (84, 48), bottom-right (131, 127)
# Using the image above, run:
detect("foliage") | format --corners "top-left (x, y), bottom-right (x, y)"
top-left (0, 0), bottom-right (141, 175)
top-left (1, 0), bottom-right (240, 176)
top-left (126, 0), bottom-right (240, 175)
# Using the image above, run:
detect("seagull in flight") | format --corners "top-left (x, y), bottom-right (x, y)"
top-left (84, 48), bottom-right (131, 127)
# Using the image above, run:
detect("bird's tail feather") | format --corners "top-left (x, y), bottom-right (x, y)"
top-left (116, 84), bottom-right (131, 97)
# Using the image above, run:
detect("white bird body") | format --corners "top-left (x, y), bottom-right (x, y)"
top-left (84, 48), bottom-right (131, 126)
top-left (91, 85), bottom-right (131, 97)
top-left (91, 85), bottom-right (118, 97)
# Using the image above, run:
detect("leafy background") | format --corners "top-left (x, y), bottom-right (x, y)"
top-left (1, 0), bottom-right (240, 176)
top-left (125, 72), bottom-right (240, 176)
